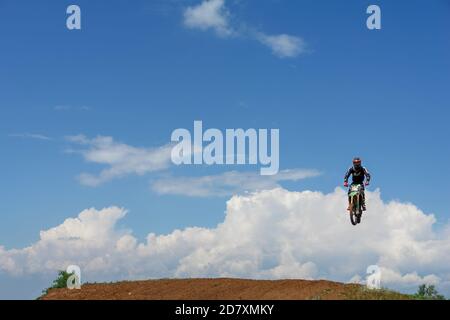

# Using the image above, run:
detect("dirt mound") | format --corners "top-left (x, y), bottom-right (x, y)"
top-left (41, 278), bottom-right (411, 300)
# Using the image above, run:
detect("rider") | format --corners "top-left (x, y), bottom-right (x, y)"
top-left (344, 157), bottom-right (371, 211)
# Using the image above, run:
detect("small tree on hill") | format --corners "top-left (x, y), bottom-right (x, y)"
top-left (41, 270), bottom-right (73, 296)
top-left (414, 284), bottom-right (445, 300)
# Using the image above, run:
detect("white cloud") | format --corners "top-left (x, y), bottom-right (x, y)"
top-left (8, 133), bottom-right (52, 141)
top-left (66, 135), bottom-right (174, 186)
top-left (256, 33), bottom-right (307, 58)
top-left (183, 1), bottom-right (306, 58)
top-left (151, 169), bottom-right (321, 197)
top-left (1, 188), bottom-right (450, 295)
top-left (184, 0), bottom-right (233, 37)
top-left (379, 268), bottom-right (440, 287)
top-left (0, 207), bottom-right (128, 275)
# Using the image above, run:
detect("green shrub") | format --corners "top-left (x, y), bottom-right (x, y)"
top-left (41, 270), bottom-right (74, 296)
top-left (413, 284), bottom-right (445, 300)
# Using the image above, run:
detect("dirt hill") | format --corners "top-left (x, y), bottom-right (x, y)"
top-left (41, 278), bottom-right (411, 300)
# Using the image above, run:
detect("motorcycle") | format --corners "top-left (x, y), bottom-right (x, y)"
top-left (348, 184), bottom-right (364, 225)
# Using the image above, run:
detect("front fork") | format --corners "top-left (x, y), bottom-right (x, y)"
top-left (348, 191), bottom-right (366, 209)
top-left (348, 194), bottom-right (362, 212)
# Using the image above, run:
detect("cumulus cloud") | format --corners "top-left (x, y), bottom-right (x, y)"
top-left (66, 135), bottom-right (174, 186)
top-left (256, 33), bottom-right (307, 58)
top-left (183, 0), bottom-right (233, 37)
top-left (151, 169), bottom-right (321, 197)
top-left (0, 207), bottom-right (128, 275)
top-left (1, 188), bottom-right (450, 295)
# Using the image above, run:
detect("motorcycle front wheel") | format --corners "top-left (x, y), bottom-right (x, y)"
top-left (350, 195), bottom-right (362, 226)
top-left (350, 207), bottom-right (358, 225)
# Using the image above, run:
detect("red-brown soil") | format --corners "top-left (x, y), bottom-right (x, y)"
top-left (41, 278), bottom-right (410, 300)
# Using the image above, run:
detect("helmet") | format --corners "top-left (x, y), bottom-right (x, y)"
top-left (353, 157), bottom-right (362, 170)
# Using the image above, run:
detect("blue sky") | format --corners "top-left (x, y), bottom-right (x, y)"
top-left (0, 0), bottom-right (450, 299)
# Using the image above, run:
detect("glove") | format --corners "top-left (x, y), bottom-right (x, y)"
top-left (344, 181), bottom-right (349, 187)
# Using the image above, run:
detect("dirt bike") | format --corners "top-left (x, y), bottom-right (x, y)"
top-left (348, 184), bottom-right (364, 225)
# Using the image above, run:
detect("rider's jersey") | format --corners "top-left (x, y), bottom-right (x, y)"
top-left (344, 166), bottom-right (371, 185)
